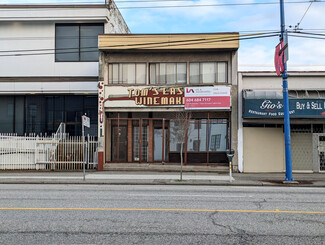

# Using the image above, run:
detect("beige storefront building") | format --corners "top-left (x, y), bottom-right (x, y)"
top-left (97, 33), bottom-right (239, 170)
top-left (238, 71), bottom-right (325, 173)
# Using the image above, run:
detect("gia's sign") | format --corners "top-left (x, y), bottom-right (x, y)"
top-left (244, 98), bottom-right (325, 118)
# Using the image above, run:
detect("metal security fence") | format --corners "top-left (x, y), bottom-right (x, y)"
top-left (0, 133), bottom-right (98, 170)
top-left (313, 133), bottom-right (325, 172)
top-left (291, 131), bottom-right (313, 171)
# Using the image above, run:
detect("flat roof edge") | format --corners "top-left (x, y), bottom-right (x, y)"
top-left (99, 32), bottom-right (240, 36)
top-left (0, 4), bottom-right (108, 9)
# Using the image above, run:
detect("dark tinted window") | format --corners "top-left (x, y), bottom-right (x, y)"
top-left (55, 24), bottom-right (104, 62)
top-left (0, 96), bottom-right (14, 133)
top-left (0, 95), bottom-right (98, 136)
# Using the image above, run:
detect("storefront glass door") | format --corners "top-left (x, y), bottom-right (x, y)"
top-left (133, 120), bottom-right (149, 162)
top-left (112, 125), bottom-right (127, 162)
top-left (107, 113), bottom-right (229, 165)
top-left (154, 125), bottom-right (168, 162)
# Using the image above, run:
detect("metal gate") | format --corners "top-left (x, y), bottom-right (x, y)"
top-left (0, 134), bottom-right (98, 170)
top-left (291, 132), bottom-right (313, 171)
top-left (312, 133), bottom-right (325, 172)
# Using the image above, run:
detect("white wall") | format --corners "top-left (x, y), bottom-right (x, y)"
top-left (241, 72), bottom-right (325, 90)
top-left (243, 127), bottom-right (285, 172)
top-left (0, 81), bottom-right (98, 94)
top-left (0, 7), bottom-right (108, 21)
top-left (0, 21), bottom-right (98, 77)
top-left (0, 6), bottom-right (129, 77)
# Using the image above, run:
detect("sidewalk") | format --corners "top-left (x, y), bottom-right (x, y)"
top-left (0, 171), bottom-right (324, 187)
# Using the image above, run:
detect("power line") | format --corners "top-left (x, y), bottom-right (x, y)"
top-left (0, 0), bottom-right (315, 4)
top-left (289, 34), bottom-right (325, 40)
top-left (0, 32), bottom-right (278, 54)
top-left (288, 31), bottom-right (325, 37)
top-left (108, 0), bottom-right (325, 9)
top-left (5, 31), bottom-right (325, 56)
top-left (0, 31), bottom-right (279, 41)
top-left (292, 29), bottom-right (325, 33)
top-left (0, 36), bottom-right (100, 41)
top-left (124, 34), bottom-right (279, 50)
top-left (1, 1), bottom-right (324, 11)
top-left (1, 31), bottom-right (324, 57)
top-left (0, 33), bottom-right (279, 57)
top-left (294, 0), bottom-right (319, 31)
top-left (3, 29), bottom-right (325, 42)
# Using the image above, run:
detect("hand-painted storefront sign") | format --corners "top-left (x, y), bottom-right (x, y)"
top-left (128, 87), bottom-right (184, 105)
top-left (184, 87), bottom-right (231, 110)
top-left (244, 98), bottom-right (325, 118)
top-left (106, 87), bottom-right (184, 106)
top-left (98, 82), bottom-right (105, 137)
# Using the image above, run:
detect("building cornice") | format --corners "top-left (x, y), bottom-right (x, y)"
top-left (99, 33), bottom-right (240, 51)
top-left (0, 4), bottom-right (108, 9)
top-left (239, 71), bottom-right (325, 77)
top-left (0, 77), bottom-right (98, 82)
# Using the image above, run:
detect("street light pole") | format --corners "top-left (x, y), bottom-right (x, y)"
top-left (280, 0), bottom-right (294, 181)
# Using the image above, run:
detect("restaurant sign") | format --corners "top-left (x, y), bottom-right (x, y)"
top-left (244, 98), bottom-right (325, 118)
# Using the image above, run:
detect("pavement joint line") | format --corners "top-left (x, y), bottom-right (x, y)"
top-left (0, 175), bottom-right (235, 181)
top-left (0, 207), bottom-right (325, 214)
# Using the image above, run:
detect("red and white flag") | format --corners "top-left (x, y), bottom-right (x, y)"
top-left (274, 40), bottom-right (285, 76)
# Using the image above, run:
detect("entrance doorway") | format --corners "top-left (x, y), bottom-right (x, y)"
top-left (153, 120), bottom-right (168, 162)
top-left (133, 120), bottom-right (149, 162)
top-left (111, 125), bottom-right (127, 162)
top-left (107, 114), bottom-right (230, 165)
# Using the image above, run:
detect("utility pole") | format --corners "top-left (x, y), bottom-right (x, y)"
top-left (279, 0), bottom-right (294, 182)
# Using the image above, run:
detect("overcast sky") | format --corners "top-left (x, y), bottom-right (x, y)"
top-left (3, 0), bottom-right (325, 71)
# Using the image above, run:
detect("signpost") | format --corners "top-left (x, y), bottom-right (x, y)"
top-left (82, 114), bottom-right (90, 181)
top-left (279, 0), bottom-right (294, 182)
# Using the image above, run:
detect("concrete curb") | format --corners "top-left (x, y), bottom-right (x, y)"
top-left (0, 179), bottom-right (324, 187)
top-left (1, 171), bottom-right (324, 187)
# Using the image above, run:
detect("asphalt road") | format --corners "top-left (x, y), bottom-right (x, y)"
top-left (0, 184), bottom-right (325, 244)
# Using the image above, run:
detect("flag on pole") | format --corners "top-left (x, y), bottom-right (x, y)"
top-left (274, 40), bottom-right (285, 76)
top-left (82, 115), bottom-right (90, 128)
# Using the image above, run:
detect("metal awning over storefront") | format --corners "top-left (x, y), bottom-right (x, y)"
top-left (243, 90), bottom-right (325, 118)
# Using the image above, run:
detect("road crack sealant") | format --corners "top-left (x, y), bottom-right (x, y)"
top-left (208, 211), bottom-right (251, 244)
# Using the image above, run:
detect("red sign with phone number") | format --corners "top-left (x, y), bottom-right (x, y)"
top-left (184, 87), bottom-right (231, 110)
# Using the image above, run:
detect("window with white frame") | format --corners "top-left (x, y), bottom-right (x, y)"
top-left (108, 63), bottom-right (146, 84)
top-left (189, 62), bottom-right (227, 84)
top-left (150, 63), bottom-right (186, 84)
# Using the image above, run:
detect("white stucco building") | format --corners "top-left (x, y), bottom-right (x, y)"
top-left (0, 3), bottom-right (129, 136)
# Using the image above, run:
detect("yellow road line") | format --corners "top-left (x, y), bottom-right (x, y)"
top-left (0, 207), bottom-right (325, 214)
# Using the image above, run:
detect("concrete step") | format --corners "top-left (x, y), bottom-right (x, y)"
top-left (104, 163), bottom-right (229, 172)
